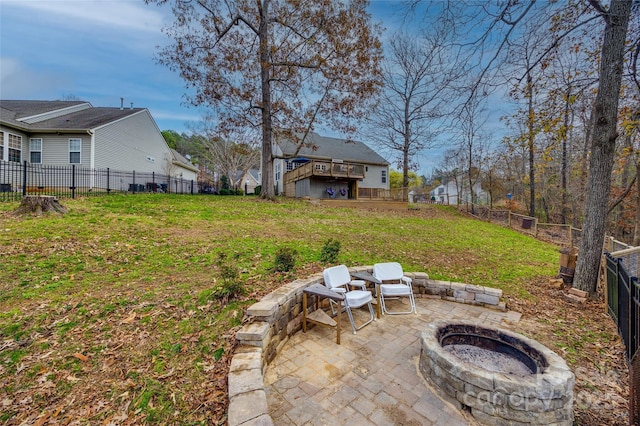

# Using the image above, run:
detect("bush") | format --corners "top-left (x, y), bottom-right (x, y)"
top-left (319, 238), bottom-right (341, 264)
top-left (213, 252), bottom-right (244, 301)
top-left (254, 185), bottom-right (261, 195)
top-left (274, 247), bottom-right (297, 272)
top-left (219, 188), bottom-right (231, 196)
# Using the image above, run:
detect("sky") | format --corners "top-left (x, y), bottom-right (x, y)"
top-left (0, 0), bottom-right (510, 176)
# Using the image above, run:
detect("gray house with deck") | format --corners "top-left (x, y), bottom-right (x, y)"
top-left (274, 133), bottom-right (390, 200)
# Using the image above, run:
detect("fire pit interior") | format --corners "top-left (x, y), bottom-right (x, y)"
top-left (420, 320), bottom-right (575, 425)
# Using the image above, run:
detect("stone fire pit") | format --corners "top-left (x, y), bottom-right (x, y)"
top-left (420, 320), bottom-right (575, 425)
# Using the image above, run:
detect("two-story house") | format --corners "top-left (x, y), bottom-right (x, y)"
top-left (273, 133), bottom-right (390, 200)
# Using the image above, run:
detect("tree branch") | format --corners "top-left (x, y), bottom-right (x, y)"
top-left (607, 172), bottom-right (637, 215)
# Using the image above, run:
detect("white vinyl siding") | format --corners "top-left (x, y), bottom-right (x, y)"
top-left (69, 138), bottom-right (81, 164)
top-left (359, 164), bottom-right (389, 190)
top-left (30, 138), bottom-right (42, 163)
top-left (93, 110), bottom-right (171, 174)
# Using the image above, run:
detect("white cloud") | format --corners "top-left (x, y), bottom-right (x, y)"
top-left (0, 57), bottom-right (72, 99)
top-left (0, 0), bottom-right (166, 33)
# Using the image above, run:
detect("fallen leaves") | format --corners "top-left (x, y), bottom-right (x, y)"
top-left (73, 352), bottom-right (89, 362)
top-left (121, 311), bottom-right (136, 324)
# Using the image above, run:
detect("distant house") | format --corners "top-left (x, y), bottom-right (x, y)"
top-left (430, 177), bottom-right (487, 205)
top-left (274, 133), bottom-right (390, 199)
top-left (0, 100), bottom-right (198, 190)
top-left (238, 169), bottom-right (260, 194)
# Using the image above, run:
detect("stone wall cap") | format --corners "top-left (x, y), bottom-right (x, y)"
top-left (236, 322), bottom-right (271, 341)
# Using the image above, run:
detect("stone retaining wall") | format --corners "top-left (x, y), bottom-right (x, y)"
top-left (227, 266), bottom-right (505, 425)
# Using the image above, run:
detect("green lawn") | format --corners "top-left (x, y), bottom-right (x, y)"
top-left (0, 194), bottom-right (560, 424)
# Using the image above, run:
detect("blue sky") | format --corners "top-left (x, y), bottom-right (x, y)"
top-left (0, 0), bottom-right (202, 131)
top-left (0, 0), bottom-right (508, 175)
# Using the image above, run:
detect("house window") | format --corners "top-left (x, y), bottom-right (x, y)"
top-left (30, 138), bottom-right (43, 164)
top-left (315, 163), bottom-right (326, 171)
top-left (8, 134), bottom-right (22, 162)
top-left (438, 187), bottom-right (444, 194)
top-left (381, 170), bottom-right (387, 184)
top-left (275, 163), bottom-right (281, 181)
top-left (69, 138), bottom-right (81, 164)
top-left (286, 161), bottom-right (294, 172)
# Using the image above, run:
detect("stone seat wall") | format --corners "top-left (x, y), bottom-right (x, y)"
top-left (227, 266), bottom-right (504, 425)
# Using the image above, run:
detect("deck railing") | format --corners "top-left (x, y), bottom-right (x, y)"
top-left (284, 160), bottom-right (365, 183)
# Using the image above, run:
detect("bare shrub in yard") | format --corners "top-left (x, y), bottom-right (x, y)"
top-left (274, 247), bottom-right (297, 272)
top-left (213, 252), bottom-right (244, 302)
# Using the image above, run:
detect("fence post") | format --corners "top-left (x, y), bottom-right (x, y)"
top-left (132, 171), bottom-right (136, 193)
top-left (106, 168), bottom-right (111, 193)
top-left (191, 180), bottom-right (194, 195)
top-left (569, 226), bottom-right (573, 247)
top-left (71, 164), bottom-right (76, 199)
top-left (22, 160), bottom-right (27, 196)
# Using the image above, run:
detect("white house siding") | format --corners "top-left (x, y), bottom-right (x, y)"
top-left (93, 110), bottom-right (169, 174)
top-left (360, 164), bottom-right (389, 190)
top-left (28, 133), bottom-right (91, 165)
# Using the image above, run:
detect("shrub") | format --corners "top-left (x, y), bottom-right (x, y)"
top-left (274, 247), bottom-right (297, 272)
top-left (213, 252), bottom-right (244, 301)
top-left (319, 238), bottom-right (341, 264)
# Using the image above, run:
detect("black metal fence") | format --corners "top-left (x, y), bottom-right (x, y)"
top-left (0, 160), bottom-right (197, 201)
top-left (606, 252), bottom-right (639, 362)
top-left (605, 252), bottom-right (640, 425)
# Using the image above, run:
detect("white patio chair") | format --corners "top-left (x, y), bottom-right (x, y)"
top-left (373, 262), bottom-right (417, 315)
top-left (323, 265), bottom-right (375, 334)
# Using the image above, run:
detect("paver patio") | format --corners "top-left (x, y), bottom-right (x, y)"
top-left (264, 297), bottom-right (522, 425)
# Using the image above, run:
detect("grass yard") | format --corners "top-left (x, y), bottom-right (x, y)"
top-left (0, 194), bottom-right (628, 425)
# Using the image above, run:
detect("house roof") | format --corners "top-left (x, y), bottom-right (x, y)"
top-left (170, 149), bottom-right (199, 173)
top-left (0, 100), bottom-right (145, 132)
top-left (235, 169), bottom-right (260, 183)
top-left (278, 132), bottom-right (389, 166)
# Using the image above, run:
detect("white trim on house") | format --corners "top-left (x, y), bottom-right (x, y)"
top-left (18, 103), bottom-right (92, 124)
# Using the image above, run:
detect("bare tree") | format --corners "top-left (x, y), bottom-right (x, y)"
top-left (422, 0), bottom-right (633, 295)
top-left (454, 92), bottom-right (491, 210)
top-left (145, 0), bottom-right (383, 200)
top-left (367, 29), bottom-right (461, 188)
top-left (199, 127), bottom-right (260, 190)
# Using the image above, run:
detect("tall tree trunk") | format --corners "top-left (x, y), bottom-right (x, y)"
top-left (258, 0), bottom-right (275, 200)
top-left (561, 85), bottom-right (571, 225)
top-left (527, 72), bottom-right (536, 217)
top-left (403, 103), bottom-right (411, 189)
top-left (574, 0), bottom-right (632, 295)
top-left (634, 160), bottom-right (640, 246)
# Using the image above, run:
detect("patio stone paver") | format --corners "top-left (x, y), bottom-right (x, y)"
top-left (264, 297), bottom-right (521, 425)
